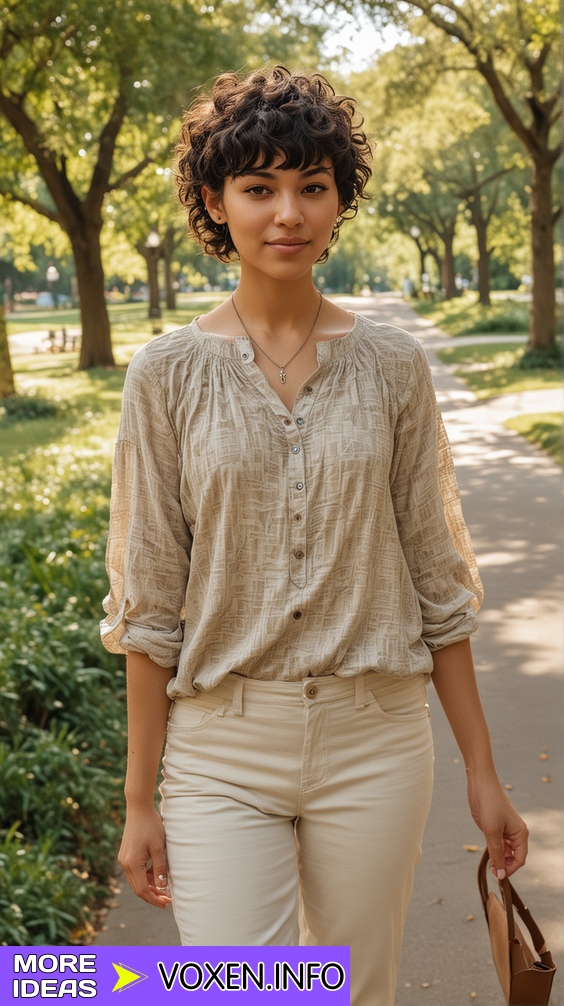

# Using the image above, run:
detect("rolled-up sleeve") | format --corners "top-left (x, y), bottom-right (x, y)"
top-left (390, 340), bottom-right (483, 652)
top-left (100, 350), bottom-right (192, 666)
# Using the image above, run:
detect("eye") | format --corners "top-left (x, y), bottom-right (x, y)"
top-left (304, 184), bottom-right (329, 193)
top-left (245, 185), bottom-right (270, 195)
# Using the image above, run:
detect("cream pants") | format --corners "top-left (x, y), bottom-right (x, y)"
top-left (159, 670), bottom-right (434, 1006)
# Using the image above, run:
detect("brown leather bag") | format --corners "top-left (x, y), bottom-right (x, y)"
top-left (478, 849), bottom-right (557, 1005)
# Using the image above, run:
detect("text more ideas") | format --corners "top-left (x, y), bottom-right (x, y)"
top-left (12, 954), bottom-right (96, 999)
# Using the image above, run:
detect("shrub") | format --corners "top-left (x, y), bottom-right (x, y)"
top-left (0, 447), bottom-right (127, 944)
top-left (0, 393), bottom-right (61, 423)
top-left (517, 342), bottom-right (562, 370)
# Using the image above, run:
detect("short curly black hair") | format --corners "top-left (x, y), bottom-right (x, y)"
top-left (174, 64), bottom-right (373, 263)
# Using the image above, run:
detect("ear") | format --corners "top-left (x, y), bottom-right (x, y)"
top-left (201, 185), bottom-right (225, 224)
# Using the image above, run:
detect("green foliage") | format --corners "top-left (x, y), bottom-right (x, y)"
top-left (517, 344), bottom-right (562, 370)
top-left (436, 342), bottom-right (561, 399)
top-left (0, 823), bottom-right (101, 946)
top-left (0, 447), bottom-right (127, 944)
top-left (504, 413), bottom-right (562, 465)
top-left (412, 294), bottom-right (531, 336)
top-left (0, 391), bottom-right (61, 423)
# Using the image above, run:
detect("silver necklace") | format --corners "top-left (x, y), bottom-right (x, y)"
top-left (231, 291), bottom-right (323, 384)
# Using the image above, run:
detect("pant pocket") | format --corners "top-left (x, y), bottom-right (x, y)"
top-left (366, 673), bottom-right (430, 723)
top-left (167, 693), bottom-right (229, 732)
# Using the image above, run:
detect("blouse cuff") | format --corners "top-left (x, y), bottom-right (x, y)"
top-left (421, 601), bottom-right (479, 652)
top-left (100, 592), bottom-right (183, 667)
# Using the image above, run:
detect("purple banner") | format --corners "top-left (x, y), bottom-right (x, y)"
top-left (2, 946), bottom-right (350, 1003)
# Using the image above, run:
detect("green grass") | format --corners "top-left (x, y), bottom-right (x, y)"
top-left (436, 342), bottom-right (562, 399)
top-left (412, 292), bottom-right (531, 337)
top-left (6, 293), bottom-right (228, 334)
top-left (3, 297), bottom-right (227, 464)
top-left (504, 413), bottom-right (562, 465)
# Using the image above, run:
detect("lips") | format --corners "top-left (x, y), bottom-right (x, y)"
top-left (266, 238), bottom-right (308, 245)
top-left (266, 238), bottom-right (309, 255)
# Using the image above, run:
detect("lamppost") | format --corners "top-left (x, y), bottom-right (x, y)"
top-left (46, 263), bottom-right (60, 309)
top-left (146, 229), bottom-right (161, 320)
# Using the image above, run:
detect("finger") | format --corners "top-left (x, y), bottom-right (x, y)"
top-left (149, 857), bottom-right (169, 892)
top-left (122, 856), bottom-right (170, 909)
top-left (487, 837), bottom-right (507, 880)
top-left (504, 834), bottom-right (528, 876)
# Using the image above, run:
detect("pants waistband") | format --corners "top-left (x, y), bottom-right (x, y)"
top-left (174, 670), bottom-right (426, 718)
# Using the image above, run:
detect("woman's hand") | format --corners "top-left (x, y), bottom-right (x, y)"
top-left (118, 805), bottom-right (172, 909)
top-left (466, 768), bottom-right (529, 880)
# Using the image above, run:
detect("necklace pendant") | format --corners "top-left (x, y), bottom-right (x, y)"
top-left (279, 368), bottom-right (287, 384)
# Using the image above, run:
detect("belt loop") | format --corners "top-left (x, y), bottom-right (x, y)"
top-left (355, 673), bottom-right (366, 709)
top-left (232, 676), bottom-right (244, 716)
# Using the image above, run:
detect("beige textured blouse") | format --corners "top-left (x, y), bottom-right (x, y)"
top-left (100, 314), bottom-right (483, 699)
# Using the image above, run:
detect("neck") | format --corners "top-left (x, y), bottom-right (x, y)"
top-left (233, 263), bottom-right (320, 337)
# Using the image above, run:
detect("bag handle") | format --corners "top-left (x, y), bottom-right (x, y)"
top-left (478, 849), bottom-right (555, 967)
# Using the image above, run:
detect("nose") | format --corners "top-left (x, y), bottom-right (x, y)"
top-left (273, 192), bottom-right (304, 228)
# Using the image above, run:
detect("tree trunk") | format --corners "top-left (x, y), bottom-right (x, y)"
top-left (529, 156), bottom-right (556, 351)
top-left (469, 200), bottom-right (491, 306)
top-left (163, 227), bottom-right (177, 311)
top-left (429, 249), bottom-right (443, 286)
top-left (69, 222), bottom-right (115, 370)
top-left (137, 246), bottom-right (161, 319)
top-left (0, 303), bottom-right (16, 398)
top-left (440, 223), bottom-right (457, 300)
top-left (414, 240), bottom-right (427, 283)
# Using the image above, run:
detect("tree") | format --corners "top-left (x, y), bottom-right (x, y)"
top-left (0, 304), bottom-right (16, 398)
top-left (0, 1), bottom-right (324, 368)
top-left (339, 0), bottom-right (560, 347)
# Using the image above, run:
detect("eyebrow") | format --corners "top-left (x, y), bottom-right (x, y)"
top-left (237, 166), bottom-right (332, 180)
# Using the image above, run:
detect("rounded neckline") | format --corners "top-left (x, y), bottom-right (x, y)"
top-left (192, 311), bottom-right (358, 345)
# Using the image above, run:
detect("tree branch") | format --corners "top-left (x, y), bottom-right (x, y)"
top-left (106, 156), bottom-right (153, 193)
top-left (0, 89), bottom-right (76, 222)
top-left (0, 187), bottom-right (60, 223)
top-left (85, 88), bottom-right (128, 213)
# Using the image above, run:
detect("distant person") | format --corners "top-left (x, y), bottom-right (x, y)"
top-left (100, 65), bottom-right (528, 1006)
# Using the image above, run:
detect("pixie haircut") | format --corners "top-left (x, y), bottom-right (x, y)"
top-left (174, 64), bottom-right (373, 263)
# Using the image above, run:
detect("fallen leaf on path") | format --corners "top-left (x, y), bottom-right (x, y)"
top-left (463, 845), bottom-right (480, 852)
top-left (421, 983), bottom-right (431, 988)
top-left (504, 784), bottom-right (513, 790)
top-left (466, 914), bottom-right (474, 921)
top-left (471, 994), bottom-right (477, 999)
top-left (454, 758), bottom-right (460, 764)
top-left (542, 776), bottom-right (553, 783)
top-left (540, 754), bottom-right (549, 760)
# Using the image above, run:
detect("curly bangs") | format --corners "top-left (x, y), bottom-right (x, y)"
top-left (174, 64), bottom-right (373, 263)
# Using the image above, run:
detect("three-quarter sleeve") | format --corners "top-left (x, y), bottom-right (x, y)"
top-left (390, 340), bottom-right (482, 651)
top-left (100, 350), bottom-right (192, 666)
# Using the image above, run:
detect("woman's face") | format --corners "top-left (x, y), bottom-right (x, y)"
top-left (203, 154), bottom-right (343, 279)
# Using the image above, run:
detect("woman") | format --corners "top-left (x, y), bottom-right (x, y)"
top-left (100, 65), bottom-right (528, 1005)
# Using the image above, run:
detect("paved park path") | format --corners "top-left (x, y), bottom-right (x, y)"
top-left (93, 295), bottom-right (563, 1006)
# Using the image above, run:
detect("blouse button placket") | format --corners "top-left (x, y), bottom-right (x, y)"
top-left (283, 413), bottom-right (308, 589)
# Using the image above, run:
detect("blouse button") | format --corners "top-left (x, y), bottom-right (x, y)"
top-left (291, 446), bottom-right (300, 454)
top-left (293, 611), bottom-right (302, 620)
top-left (305, 386), bottom-right (313, 393)
top-left (242, 352), bottom-right (249, 360)
top-left (295, 550), bottom-right (304, 559)
top-left (294, 514), bottom-right (302, 522)
top-left (296, 417), bottom-right (304, 425)
top-left (284, 418), bottom-right (292, 426)
top-left (306, 685), bottom-right (318, 698)
top-left (296, 482), bottom-right (304, 490)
